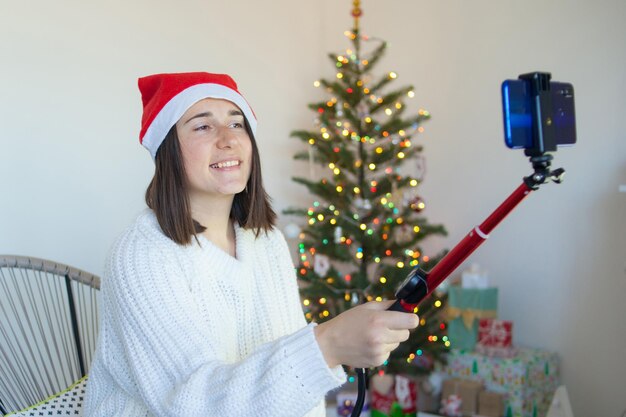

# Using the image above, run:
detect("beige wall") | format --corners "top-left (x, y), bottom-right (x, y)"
top-left (1, 1), bottom-right (625, 415)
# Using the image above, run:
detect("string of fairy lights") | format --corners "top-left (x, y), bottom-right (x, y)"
top-left (299, 30), bottom-right (432, 279)
top-left (293, 2), bottom-right (450, 372)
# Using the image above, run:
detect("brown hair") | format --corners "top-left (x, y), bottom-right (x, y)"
top-left (145, 120), bottom-right (276, 245)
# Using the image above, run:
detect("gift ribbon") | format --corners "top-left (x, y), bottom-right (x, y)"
top-left (445, 307), bottom-right (497, 329)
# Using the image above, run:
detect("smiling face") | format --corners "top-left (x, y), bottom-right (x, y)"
top-left (175, 98), bottom-right (253, 206)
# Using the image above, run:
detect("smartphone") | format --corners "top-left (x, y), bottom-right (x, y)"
top-left (501, 79), bottom-right (576, 149)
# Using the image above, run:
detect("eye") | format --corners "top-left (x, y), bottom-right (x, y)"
top-left (194, 124), bottom-right (212, 132)
top-left (230, 122), bottom-right (244, 129)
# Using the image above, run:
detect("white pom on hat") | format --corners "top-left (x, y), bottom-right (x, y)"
top-left (138, 72), bottom-right (257, 159)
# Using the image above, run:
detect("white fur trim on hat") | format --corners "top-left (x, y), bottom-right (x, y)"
top-left (142, 83), bottom-right (257, 160)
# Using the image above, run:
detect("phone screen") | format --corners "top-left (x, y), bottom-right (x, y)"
top-left (550, 82), bottom-right (577, 146)
top-left (502, 80), bottom-right (533, 149)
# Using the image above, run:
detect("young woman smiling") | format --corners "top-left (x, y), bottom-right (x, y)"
top-left (83, 72), bottom-right (418, 417)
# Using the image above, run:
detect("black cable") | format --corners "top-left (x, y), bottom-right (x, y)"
top-left (350, 368), bottom-right (367, 417)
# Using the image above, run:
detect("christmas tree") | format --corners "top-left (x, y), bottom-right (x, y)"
top-left (284, 2), bottom-right (449, 375)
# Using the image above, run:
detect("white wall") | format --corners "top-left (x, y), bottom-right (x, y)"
top-left (1, 1), bottom-right (625, 416)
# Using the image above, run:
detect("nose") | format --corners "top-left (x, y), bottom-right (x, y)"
top-left (215, 126), bottom-right (236, 149)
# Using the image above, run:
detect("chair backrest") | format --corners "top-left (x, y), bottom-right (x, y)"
top-left (0, 255), bottom-right (100, 415)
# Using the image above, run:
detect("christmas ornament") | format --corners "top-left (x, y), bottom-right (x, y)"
top-left (334, 226), bottom-right (343, 243)
top-left (409, 196), bottom-right (426, 212)
top-left (354, 197), bottom-right (372, 211)
top-left (395, 224), bottom-right (413, 244)
top-left (313, 254), bottom-right (331, 276)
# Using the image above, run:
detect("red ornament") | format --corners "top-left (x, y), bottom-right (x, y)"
top-left (409, 196), bottom-right (426, 212)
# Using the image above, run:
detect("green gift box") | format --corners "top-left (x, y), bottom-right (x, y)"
top-left (444, 348), bottom-right (559, 417)
top-left (445, 287), bottom-right (498, 350)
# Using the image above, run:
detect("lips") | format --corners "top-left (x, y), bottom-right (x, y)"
top-left (209, 159), bottom-right (241, 169)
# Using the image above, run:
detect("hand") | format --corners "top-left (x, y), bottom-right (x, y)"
top-left (313, 300), bottom-right (419, 368)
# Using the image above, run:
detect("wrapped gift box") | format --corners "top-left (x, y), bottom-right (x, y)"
top-left (445, 287), bottom-right (498, 350)
top-left (478, 318), bottom-right (512, 348)
top-left (476, 318), bottom-right (518, 358)
top-left (441, 378), bottom-right (483, 416)
top-left (478, 391), bottom-right (505, 417)
top-left (444, 348), bottom-right (559, 417)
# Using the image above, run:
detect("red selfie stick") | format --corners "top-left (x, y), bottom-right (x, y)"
top-left (351, 155), bottom-right (565, 417)
top-left (389, 154), bottom-right (565, 313)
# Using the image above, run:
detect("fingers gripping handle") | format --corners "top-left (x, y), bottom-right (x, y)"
top-left (387, 268), bottom-right (429, 313)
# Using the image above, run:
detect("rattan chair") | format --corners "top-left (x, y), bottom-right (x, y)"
top-left (0, 255), bottom-right (100, 416)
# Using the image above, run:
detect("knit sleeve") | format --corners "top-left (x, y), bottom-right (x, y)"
top-left (100, 230), bottom-right (344, 417)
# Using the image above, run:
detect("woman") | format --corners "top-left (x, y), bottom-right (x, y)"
top-left (84, 72), bottom-right (419, 417)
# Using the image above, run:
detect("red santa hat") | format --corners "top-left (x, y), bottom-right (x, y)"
top-left (138, 72), bottom-right (257, 159)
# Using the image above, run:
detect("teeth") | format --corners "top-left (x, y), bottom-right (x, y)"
top-left (211, 160), bottom-right (240, 168)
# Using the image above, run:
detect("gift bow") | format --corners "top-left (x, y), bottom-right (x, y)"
top-left (445, 307), bottom-right (497, 329)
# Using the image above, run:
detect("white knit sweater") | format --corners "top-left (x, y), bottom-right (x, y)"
top-left (84, 210), bottom-right (345, 417)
